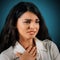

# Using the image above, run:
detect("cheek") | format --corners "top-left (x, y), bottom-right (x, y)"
top-left (37, 24), bottom-right (40, 31)
top-left (17, 24), bottom-right (25, 32)
top-left (17, 23), bottom-right (28, 36)
top-left (17, 22), bottom-right (24, 33)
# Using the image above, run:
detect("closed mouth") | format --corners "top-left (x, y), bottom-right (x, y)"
top-left (27, 31), bottom-right (36, 35)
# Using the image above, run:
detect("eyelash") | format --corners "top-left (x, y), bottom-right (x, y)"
top-left (24, 20), bottom-right (40, 24)
top-left (24, 21), bottom-right (31, 24)
top-left (35, 20), bottom-right (40, 23)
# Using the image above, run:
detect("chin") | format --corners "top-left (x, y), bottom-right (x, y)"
top-left (26, 35), bottom-right (36, 39)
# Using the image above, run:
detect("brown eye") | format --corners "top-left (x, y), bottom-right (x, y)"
top-left (24, 19), bottom-right (31, 24)
top-left (35, 19), bottom-right (40, 23)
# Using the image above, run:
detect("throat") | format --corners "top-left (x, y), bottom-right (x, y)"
top-left (19, 38), bottom-right (36, 49)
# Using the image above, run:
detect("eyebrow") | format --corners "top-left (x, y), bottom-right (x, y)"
top-left (24, 19), bottom-right (40, 21)
top-left (25, 19), bottom-right (31, 21)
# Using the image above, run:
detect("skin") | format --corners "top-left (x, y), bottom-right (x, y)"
top-left (16, 11), bottom-right (40, 60)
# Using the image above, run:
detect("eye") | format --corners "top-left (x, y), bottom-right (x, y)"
top-left (23, 19), bottom-right (31, 24)
top-left (35, 19), bottom-right (40, 23)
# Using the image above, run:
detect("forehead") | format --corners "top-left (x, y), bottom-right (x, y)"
top-left (18, 11), bottom-right (39, 20)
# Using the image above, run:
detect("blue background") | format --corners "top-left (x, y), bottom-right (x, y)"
top-left (0, 0), bottom-right (60, 51)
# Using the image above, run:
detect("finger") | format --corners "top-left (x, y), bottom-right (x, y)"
top-left (26, 46), bottom-right (32, 53)
top-left (30, 46), bottom-right (36, 55)
top-left (32, 49), bottom-right (37, 57)
top-left (33, 55), bottom-right (37, 60)
top-left (16, 52), bottom-right (22, 57)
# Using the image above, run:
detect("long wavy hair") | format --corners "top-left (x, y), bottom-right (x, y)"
top-left (0, 2), bottom-right (51, 53)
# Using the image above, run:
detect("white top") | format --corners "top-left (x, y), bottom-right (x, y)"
top-left (0, 38), bottom-right (60, 60)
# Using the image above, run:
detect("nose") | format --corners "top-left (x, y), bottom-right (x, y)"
top-left (29, 22), bottom-right (36, 29)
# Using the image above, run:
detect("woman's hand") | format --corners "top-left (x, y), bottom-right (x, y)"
top-left (16, 46), bottom-right (37, 60)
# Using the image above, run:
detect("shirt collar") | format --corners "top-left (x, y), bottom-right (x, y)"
top-left (35, 38), bottom-right (47, 52)
top-left (14, 37), bottom-right (47, 54)
top-left (14, 41), bottom-right (25, 54)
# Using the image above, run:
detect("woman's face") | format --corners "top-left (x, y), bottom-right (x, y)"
top-left (17, 11), bottom-right (40, 39)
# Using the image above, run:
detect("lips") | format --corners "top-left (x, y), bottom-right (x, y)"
top-left (27, 31), bottom-right (36, 35)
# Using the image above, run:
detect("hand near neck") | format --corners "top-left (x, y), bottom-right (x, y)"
top-left (19, 37), bottom-right (35, 49)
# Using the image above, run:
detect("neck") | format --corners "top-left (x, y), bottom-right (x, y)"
top-left (18, 37), bottom-right (34, 49)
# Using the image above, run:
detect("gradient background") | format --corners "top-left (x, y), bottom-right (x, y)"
top-left (0, 0), bottom-right (60, 51)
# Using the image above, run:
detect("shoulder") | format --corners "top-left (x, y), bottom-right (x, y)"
top-left (43, 39), bottom-right (59, 52)
top-left (36, 38), bottom-right (59, 51)
top-left (42, 39), bottom-right (59, 53)
top-left (42, 39), bottom-right (60, 59)
top-left (36, 38), bottom-right (59, 53)
top-left (0, 46), bottom-right (14, 60)
top-left (37, 38), bottom-right (60, 60)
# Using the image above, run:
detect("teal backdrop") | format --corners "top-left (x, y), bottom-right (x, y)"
top-left (0, 0), bottom-right (60, 51)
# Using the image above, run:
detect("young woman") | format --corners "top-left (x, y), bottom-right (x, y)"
top-left (0, 2), bottom-right (60, 60)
